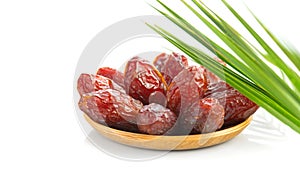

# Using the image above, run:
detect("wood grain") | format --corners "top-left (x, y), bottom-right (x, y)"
top-left (84, 114), bottom-right (252, 150)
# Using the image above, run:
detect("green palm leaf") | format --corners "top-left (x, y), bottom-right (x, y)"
top-left (148, 0), bottom-right (300, 133)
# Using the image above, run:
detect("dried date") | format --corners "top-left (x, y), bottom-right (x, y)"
top-left (77, 73), bottom-right (125, 96)
top-left (153, 52), bottom-right (188, 85)
top-left (204, 81), bottom-right (259, 126)
top-left (166, 66), bottom-right (208, 115)
top-left (96, 67), bottom-right (125, 89)
top-left (124, 57), bottom-right (166, 104)
top-left (182, 98), bottom-right (224, 134)
top-left (78, 89), bottom-right (143, 132)
top-left (136, 103), bottom-right (177, 135)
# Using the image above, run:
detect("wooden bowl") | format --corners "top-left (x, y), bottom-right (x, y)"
top-left (84, 114), bottom-right (252, 150)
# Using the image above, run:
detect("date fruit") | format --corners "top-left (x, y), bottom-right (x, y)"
top-left (136, 103), bottom-right (177, 135)
top-left (182, 98), bottom-right (224, 134)
top-left (204, 81), bottom-right (259, 126)
top-left (78, 89), bottom-right (143, 132)
top-left (153, 52), bottom-right (188, 85)
top-left (96, 67), bottom-right (125, 89)
top-left (124, 57), bottom-right (166, 104)
top-left (77, 52), bottom-right (259, 135)
top-left (167, 66), bottom-right (208, 115)
top-left (77, 73), bottom-right (125, 96)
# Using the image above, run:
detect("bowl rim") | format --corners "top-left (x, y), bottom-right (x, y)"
top-left (83, 114), bottom-right (253, 150)
top-left (83, 114), bottom-right (253, 138)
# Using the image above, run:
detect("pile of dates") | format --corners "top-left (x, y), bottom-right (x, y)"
top-left (77, 52), bottom-right (259, 135)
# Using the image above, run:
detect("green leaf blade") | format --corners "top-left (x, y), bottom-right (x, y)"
top-left (148, 0), bottom-right (300, 133)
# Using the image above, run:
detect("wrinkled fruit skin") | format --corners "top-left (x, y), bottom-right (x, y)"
top-left (137, 103), bottom-right (177, 135)
top-left (78, 89), bottom-right (143, 132)
top-left (124, 57), bottom-right (166, 105)
top-left (96, 67), bottom-right (125, 89)
top-left (148, 91), bottom-right (167, 107)
top-left (77, 73), bottom-right (125, 96)
top-left (153, 52), bottom-right (188, 85)
top-left (204, 81), bottom-right (259, 126)
top-left (77, 52), bottom-right (260, 135)
top-left (167, 66), bottom-right (208, 116)
top-left (182, 98), bottom-right (224, 134)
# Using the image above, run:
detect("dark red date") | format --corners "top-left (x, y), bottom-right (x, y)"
top-left (166, 66), bottom-right (208, 115)
top-left (136, 103), bottom-right (177, 135)
top-left (96, 67), bottom-right (125, 89)
top-left (204, 81), bottom-right (259, 126)
top-left (153, 52), bottom-right (188, 85)
top-left (77, 73), bottom-right (125, 96)
top-left (78, 89), bottom-right (143, 132)
top-left (148, 91), bottom-right (167, 107)
top-left (124, 57), bottom-right (166, 105)
top-left (182, 98), bottom-right (224, 134)
top-left (77, 52), bottom-right (258, 135)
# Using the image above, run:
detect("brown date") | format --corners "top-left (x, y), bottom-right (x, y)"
top-left (182, 98), bottom-right (224, 134)
top-left (96, 67), bottom-right (125, 89)
top-left (124, 57), bottom-right (167, 105)
top-left (204, 81), bottom-right (259, 126)
top-left (153, 52), bottom-right (188, 85)
top-left (77, 52), bottom-right (258, 134)
top-left (77, 73), bottom-right (125, 96)
top-left (148, 91), bottom-right (167, 107)
top-left (78, 89), bottom-right (143, 132)
top-left (136, 103), bottom-right (177, 135)
top-left (166, 66), bottom-right (208, 116)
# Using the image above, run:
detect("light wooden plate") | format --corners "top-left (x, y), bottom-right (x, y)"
top-left (84, 114), bottom-right (252, 150)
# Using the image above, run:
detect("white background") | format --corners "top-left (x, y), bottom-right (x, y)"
top-left (0, 0), bottom-right (299, 173)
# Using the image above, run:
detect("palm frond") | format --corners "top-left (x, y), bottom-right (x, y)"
top-left (148, 0), bottom-right (300, 133)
